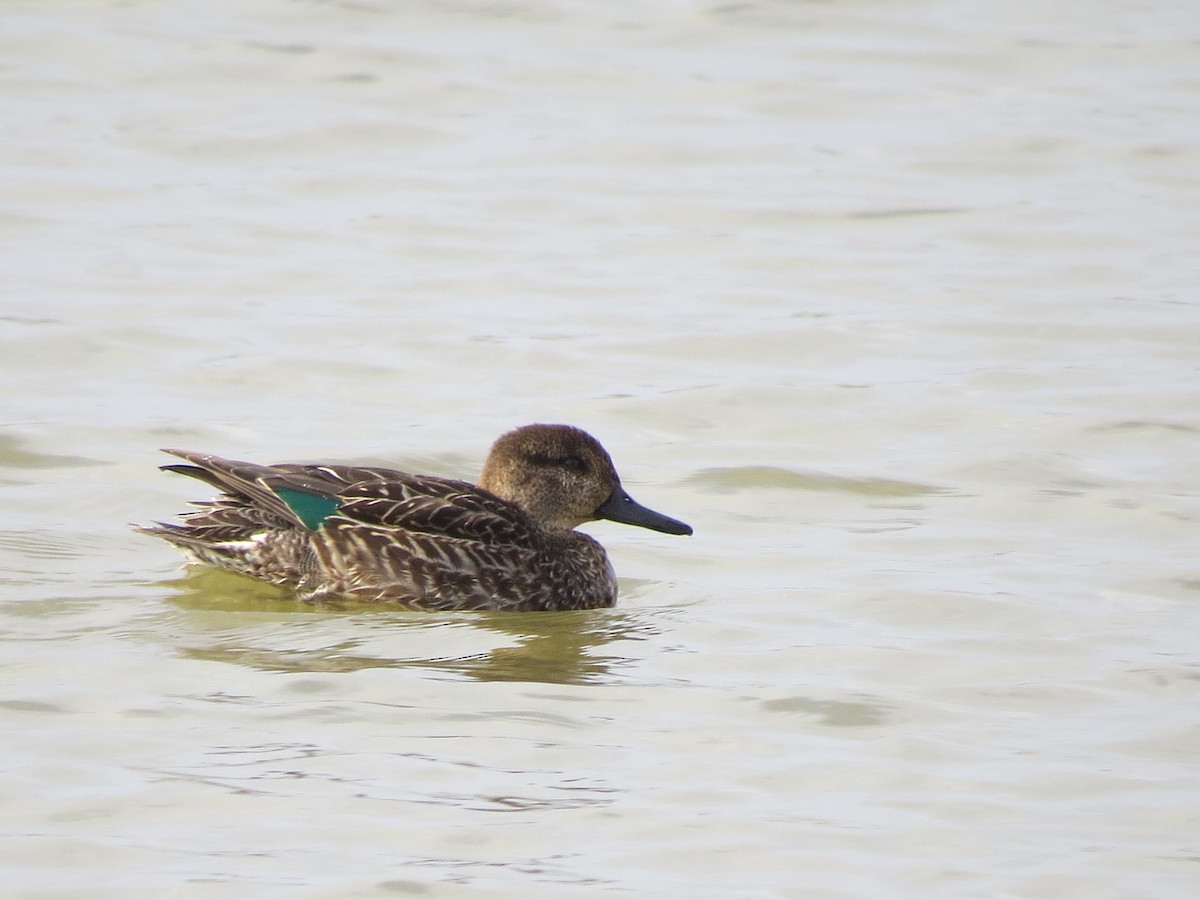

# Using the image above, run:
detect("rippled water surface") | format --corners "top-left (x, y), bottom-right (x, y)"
top-left (3, 1), bottom-right (1198, 897)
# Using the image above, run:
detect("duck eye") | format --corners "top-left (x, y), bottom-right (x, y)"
top-left (528, 452), bottom-right (587, 473)
top-left (561, 454), bottom-right (587, 473)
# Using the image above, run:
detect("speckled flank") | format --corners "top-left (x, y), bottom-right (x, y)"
top-left (135, 424), bottom-right (691, 611)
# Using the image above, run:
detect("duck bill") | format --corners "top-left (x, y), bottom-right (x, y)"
top-left (595, 486), bottom-right (693, 536)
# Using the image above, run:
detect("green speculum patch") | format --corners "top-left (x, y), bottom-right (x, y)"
top-left (274, 487), bottom-right (340, 531)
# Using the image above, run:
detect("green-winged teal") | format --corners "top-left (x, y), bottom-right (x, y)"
top-left (136, 424), bottom-right (692, 611)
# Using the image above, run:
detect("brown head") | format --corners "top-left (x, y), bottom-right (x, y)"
top-left (478, 424), bottom-right (693, 535)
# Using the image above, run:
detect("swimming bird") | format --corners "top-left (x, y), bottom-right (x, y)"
top-left (135, 424), bottom-right (692, 611)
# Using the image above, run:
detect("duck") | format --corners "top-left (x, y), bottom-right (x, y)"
top-left (135, 424), bottom-right (692, 611)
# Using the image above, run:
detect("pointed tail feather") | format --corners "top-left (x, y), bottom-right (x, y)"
top-left (158, 449), bottom-right (340, 531)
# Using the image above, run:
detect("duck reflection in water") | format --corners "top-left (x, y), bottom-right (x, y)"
top-left (167, 568), bottom-right (666, 685)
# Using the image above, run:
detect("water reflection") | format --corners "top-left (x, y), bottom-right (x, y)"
top-left (687, 465), bottom-right (944, 497)
top-left (759, 695), bottom-right (891, 728)
top-left (164, 569), bottom-right (660, 685)
top-left (0, 431), bottom-right (100, 472)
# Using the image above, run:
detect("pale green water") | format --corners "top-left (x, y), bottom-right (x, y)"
top-left (3, 1), bottom-right (1199, 897)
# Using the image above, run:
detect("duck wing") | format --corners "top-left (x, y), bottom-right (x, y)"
top-left (332, 475), bottom-right (532, 545)
top-left (157, 450), bottom-right (352, 531)
top-left (158, 450), bottom-right (535, 546)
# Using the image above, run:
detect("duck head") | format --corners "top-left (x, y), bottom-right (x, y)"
top-left (479, 424), bottom-right (693, 536)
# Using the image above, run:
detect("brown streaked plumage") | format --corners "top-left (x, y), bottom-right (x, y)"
top-left (134, 424), bottom-right (692, 611)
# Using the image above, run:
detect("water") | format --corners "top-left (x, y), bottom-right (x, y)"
top-left (3, 1), bottom-right (1198, 897)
